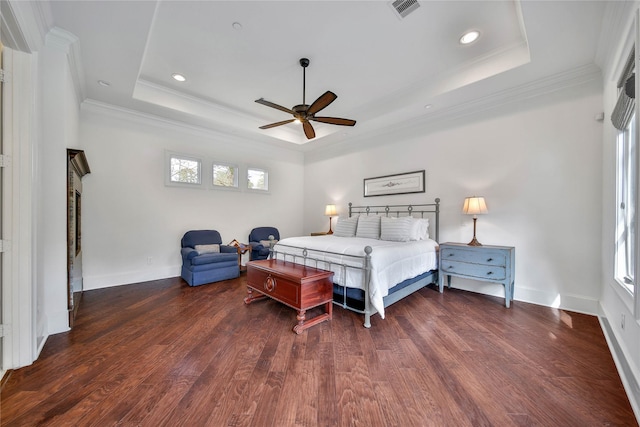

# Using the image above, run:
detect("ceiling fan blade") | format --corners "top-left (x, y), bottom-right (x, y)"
top-left (307, 91), bottom-right (337, 115)
top-left (259, 119), bottom-right (296, 129)
top-left (303, 121), bottom-right (316, 139)
top-left (311, 117), bottom-right (357, 126)
top-left (255, 98), bottom-right (296, 115)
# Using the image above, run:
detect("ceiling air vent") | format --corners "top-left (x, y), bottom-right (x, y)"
top-left (390, 0), bottom-right (420, 19)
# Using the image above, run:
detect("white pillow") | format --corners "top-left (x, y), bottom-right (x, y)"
top-left (380, 216), bottom-right (413, 242)
top-left (409, 218), bottom-right (430, 240)
top-left (259, 239), bottom-right (278, 247)
top-left (195, 244), bottom-right (220, 254)
top-left (356, 215), bottom-right (381, 239)
top-left (333, 216), bottom-right (359, 237)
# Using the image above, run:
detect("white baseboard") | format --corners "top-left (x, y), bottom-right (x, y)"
top-left (83, 265), bottom-right (180, 291)
top-left (46, 310), bottom-right (70, 336)
top-left (448, 280), bottom-right (599, 315)
top-left (599, 315), bottom-right (640, 423)
top-left (36, 334), bottom-right (48, 359)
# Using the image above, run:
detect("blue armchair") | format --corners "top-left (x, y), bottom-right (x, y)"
top-left (180, 230), bottom-right (239, 286)
top-left (248, 227), bottom-right (280, 261)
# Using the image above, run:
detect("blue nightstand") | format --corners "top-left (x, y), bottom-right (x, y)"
top-left (438, 242), bottom-right (515, 307)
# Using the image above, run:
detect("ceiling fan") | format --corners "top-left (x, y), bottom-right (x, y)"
top-left (255, 58), bottom-right (356, 140)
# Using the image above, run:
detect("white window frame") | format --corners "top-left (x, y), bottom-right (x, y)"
top-left (612, 28), bottom-right (640, 320)
top-left (165, 151), bottom-right (203, 188)
top-left (247, 167), bottom-right (269, 193)
top-left (615, 113), bottom-right (637, 296)
top-left (212, 161), bottom-right (239, 190)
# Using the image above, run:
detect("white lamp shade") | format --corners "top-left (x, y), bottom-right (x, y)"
top-left (462, 197), bottom-right (488, 215)
top-left (325, 204), bottom-right (337, 216)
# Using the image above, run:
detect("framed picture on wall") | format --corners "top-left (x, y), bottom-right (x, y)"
top-left (363, 170), bottom-right (425, 197)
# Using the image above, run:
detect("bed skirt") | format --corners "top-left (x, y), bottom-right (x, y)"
top-left (332, 269), bottom-right (438, 312)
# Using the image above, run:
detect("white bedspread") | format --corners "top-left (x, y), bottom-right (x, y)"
top-left (272, 236), bottom-right (438, 318)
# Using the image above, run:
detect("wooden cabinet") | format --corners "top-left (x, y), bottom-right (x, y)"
top-left (438, 242), bottom-right (515, 307)
top-left (245, 259), bottom-right (334, 333)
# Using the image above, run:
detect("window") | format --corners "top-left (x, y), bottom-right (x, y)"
top-left (212, 163), bottom-right (239, 188)
top-left (165, 151), bottom-right (203, 188)
top-left (615, 113), bottom-right (636, 295)
top-left (614, 46), bottom-right (636, 296)
top-left (169, 154), bottom-right (201, 185)
top-left (165, 152), bottom-right (271, 193)
top-left (248, 168), bottom-right (269, 191)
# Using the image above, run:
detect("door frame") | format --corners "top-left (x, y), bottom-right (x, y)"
top-left (1, 46), bottom-right (36, 373)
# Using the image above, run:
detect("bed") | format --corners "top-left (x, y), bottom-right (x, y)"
top-left (270, 199), bottom-right (440, 328)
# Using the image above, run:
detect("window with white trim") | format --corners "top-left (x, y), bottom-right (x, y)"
top-left (613, 46), bottom-right (636, 296)
top-left (615, 113), bottom-right (636, 295)
top-left (212, 162), bottom-right (239, 188)
top-left (167, 153), bottom-right (201, 186)
top-left (247, 167), bottom-right (269, 191)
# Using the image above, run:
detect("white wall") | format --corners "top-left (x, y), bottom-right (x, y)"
top-left (79, 103), bottom-right (305, 290)
top-left (304, 79), bottom-right (604, 314)
top-left (36, 30), bottom-right (80, 337)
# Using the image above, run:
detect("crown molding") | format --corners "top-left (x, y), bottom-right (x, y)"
top-left (80, 99), bottom-right (303, 158)
top-left (82, 98), bottom-right (237, 140)
top-left (424, 63), bottom-right (602, 124)
top-left (133, 78), bottom-right (309, 144)
top-left (305, 63), bottom-right (603, 163)
top-left (45, 27), bottom-right (86, 104)
top-left (3, 0), bottom-right (52, 52)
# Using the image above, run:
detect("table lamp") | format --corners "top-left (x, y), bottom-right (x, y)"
top-left (325, 204), bottom-right (337, 234)
top-left (462, 196), bottom-right (488, 246)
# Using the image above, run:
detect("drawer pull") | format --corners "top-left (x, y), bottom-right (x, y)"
top-left (264, 275), bottom-right (277, 292)
top-left (486, 271), bottom-right (493, 276)
top-left (487, 258), bottom-right (493, 262)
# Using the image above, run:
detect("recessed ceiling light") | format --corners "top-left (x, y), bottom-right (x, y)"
top-left (460, 30), bottom-right (480, 45)
top-left (97, 80), bottom-right (111, 87)
top-left (424, 104), bottom-right (433, 109)
top-left (172, 73), bottom-right (187, 82)
top-left (232, 22), bottom-right (243, 31)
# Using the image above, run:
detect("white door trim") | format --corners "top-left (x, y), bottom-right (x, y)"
top-left (2, 46), bottom-right (36, 371)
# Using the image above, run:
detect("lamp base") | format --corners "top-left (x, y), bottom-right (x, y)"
top-left (467, 217), bottom-right (482, 246)
top-left (467, 237), bottom-right (482, 246)
top-left (327, 216), bottom-right (334, 235)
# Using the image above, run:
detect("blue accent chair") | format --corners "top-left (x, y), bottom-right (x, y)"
top-left (180, 230), bottom-right (239, 286)
top-left (248, 227), bottom-right (280, 261)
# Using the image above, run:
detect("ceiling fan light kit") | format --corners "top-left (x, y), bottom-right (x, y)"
top-left (255, 57), bottom-right (356, 140)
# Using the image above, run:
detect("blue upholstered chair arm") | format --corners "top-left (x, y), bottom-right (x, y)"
top-left (181, 247), bottom-right (199, 261)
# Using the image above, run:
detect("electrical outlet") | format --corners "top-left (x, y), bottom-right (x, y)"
top-left (621, 313), bottom-right (626, 330)
top-left (147, 256), bottom-right (153, 265)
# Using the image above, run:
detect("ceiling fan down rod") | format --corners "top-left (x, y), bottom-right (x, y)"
top-left (300, 57), bottom-right (309, 108)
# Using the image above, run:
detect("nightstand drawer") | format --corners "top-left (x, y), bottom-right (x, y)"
top-left (438, 242), bottom-right (515, 308)
top-left (441, 247), bottom-right (506, 267)
top-left (440, 260), bottom-right (507, 281)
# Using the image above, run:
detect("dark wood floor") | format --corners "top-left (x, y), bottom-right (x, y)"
top-left (1, 275), bottom-right (637, 426)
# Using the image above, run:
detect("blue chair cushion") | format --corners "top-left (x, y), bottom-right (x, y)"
top-left (190, 252), bottom-right (237, 266)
